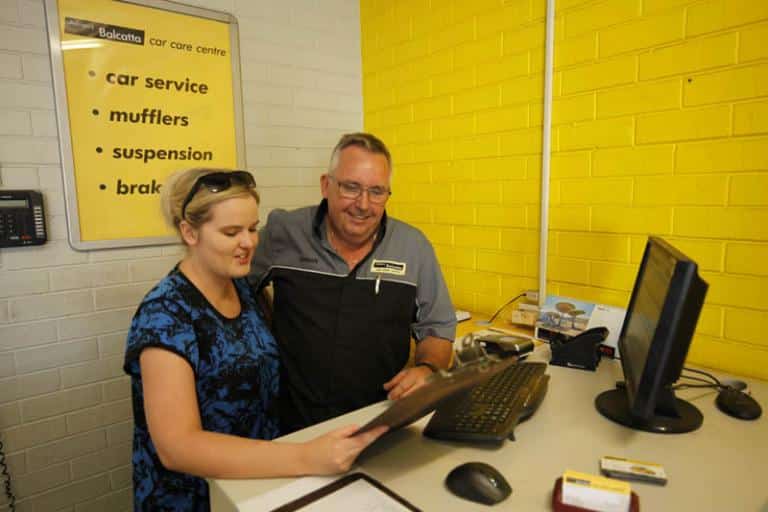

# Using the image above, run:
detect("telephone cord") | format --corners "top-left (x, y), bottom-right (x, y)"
top-left (0, 439), bottom-right (16, 512)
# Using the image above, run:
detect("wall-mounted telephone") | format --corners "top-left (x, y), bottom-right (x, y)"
top-left (549, 327), bottom-right (610, 371)
top-left (0, 190), bottom-right (47, 248)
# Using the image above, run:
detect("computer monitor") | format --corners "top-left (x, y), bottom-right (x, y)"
top-left (595, 236), bottom-right (708, 434)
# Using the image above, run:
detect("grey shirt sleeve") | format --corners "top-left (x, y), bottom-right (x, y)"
top-left (411, 236), bottom-right (457, 343)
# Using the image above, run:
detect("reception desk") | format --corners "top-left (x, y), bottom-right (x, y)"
top-left (209, 344), bottom-right (767, 511)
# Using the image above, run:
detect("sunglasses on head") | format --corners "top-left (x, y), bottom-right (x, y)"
top-left (181, 171), bottom-right (256, 220)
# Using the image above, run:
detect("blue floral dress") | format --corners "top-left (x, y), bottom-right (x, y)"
top-left (124, 267), bottom-right (280, 511)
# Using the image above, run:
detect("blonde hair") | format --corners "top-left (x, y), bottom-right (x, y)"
top-left (161, 168), bottom-right (260, 238)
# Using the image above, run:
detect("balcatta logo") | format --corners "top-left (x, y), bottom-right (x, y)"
top-left (65, 17), bottom-right (144, 46)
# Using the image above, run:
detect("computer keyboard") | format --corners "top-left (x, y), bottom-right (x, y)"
top-left (423, 362), bottom-right (549, 443)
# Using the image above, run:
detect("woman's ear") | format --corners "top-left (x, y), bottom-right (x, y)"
top-left (179, 220), bottom-right (199, 246)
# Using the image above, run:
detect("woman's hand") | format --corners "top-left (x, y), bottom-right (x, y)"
top-left (302, 424), bottom-right (388, 475)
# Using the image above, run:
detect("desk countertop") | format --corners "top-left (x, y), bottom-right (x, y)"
top-left (210, 343), bottom-right (768, 511)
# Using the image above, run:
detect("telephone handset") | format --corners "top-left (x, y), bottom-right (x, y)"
top-left (0, 190), bottom-right (47, 248)
top-left (549, 327), bottom-right (610, 371)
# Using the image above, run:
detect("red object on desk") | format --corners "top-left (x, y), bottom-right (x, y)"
top-left (552, 477), bottom-right (639, 512)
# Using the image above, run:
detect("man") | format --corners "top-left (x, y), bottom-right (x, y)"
top-left (250, 133), bottom-right (455, 432)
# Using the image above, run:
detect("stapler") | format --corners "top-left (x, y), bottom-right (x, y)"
top-left (476, 333), bottom-right (535, 359)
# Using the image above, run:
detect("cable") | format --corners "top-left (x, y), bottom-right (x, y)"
top-left (0, 440), bottom-right (16, 512)
top-left (679, 375), bottom-right (718, 386)
top-left (674, 368), bottom-right (731, 392)
top-left (673, 382), bottom-right (721, 391)
top-left (476, 293), bottom-right (525, 325)
top-left (682, 367), bottom-right (722, 388)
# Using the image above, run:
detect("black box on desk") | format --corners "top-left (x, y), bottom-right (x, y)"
top-left (544, 326), bottom-right (609, 371)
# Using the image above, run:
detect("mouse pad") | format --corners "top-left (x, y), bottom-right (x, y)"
top-left (357, 356), bottom-right (517, 434)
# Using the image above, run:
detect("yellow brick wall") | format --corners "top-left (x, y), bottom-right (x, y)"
top-left (360, 0), bottom-right (768, 380)
top-left (361, 0), bottom-right (546, 316)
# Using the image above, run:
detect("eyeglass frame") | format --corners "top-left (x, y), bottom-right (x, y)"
top-left (327, 175), bottom-right (392, 204)
top-left (181, 171), bottom-right (256, 220)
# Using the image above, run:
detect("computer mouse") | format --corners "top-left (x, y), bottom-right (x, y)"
top-left (716, 388), bottom-right (762, 420)
top-left (445, 462), bottom-right (512, 505)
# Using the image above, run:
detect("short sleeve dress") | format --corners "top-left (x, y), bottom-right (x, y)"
top-left (124, 267), bottom-right (280, 511)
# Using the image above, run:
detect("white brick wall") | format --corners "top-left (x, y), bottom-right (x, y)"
top-left (0, 0), bottom-right (363, 510)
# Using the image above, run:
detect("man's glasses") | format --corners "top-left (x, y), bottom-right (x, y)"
top-left (181, 171), bottom-right (256, 220)
top-left (328, 176), bottom-right (391, 205)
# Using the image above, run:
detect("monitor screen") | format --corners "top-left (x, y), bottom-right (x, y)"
top-left (595, 236), bottom-right (708, 434)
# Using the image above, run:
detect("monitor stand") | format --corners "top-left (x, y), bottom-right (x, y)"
top-left (595, 388), bottom-right (703, 434)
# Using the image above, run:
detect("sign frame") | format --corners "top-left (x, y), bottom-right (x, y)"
top-left (44, 0), bottom-right (246, 250)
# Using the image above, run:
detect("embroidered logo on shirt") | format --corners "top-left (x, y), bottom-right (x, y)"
top-left (371, 259), bottom-right (407, 275)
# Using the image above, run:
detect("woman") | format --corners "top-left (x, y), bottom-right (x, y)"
top-left (124, 168), bottom-right (386, 511)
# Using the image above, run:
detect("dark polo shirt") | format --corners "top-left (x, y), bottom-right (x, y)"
top-left (249, 200), bottom-right (456, 431)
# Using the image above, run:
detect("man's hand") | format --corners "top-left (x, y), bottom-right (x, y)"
top-left (385, 336), bottom-right (452, 400)
top-left (383, 365), bottom-right (434, 400)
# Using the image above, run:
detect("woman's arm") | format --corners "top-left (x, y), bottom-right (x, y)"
top-left (140, 347), bottom-right (386, 479)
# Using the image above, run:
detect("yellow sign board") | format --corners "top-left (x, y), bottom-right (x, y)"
top-left (45, 0), bottom-right (244, 249)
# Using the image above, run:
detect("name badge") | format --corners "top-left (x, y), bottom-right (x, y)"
top-left (371, 259), bottom-right (407, 275)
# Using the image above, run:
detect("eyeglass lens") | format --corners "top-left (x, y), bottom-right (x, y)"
top-left (333, 177), bottom-right (390, 204)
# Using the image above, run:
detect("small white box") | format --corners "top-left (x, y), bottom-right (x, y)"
top-left (510, 306), bottom-right (538, 326)
top-left (600, 456), bottom-right (667, 485)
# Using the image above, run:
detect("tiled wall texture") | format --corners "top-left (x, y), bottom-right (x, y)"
top-left (0, 0), bottom-right (362, 510)
top-left (360, 0), bottom-right (768, 379)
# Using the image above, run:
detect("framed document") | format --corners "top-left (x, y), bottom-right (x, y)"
top-left (272, 473), bottom-right (420, 512)
top-left (44, 0), bottom-right (244, 250)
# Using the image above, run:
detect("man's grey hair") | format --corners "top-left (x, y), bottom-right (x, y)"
top-left (328, 132), bottom-right (393, 176)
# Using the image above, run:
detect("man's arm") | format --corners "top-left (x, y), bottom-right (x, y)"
top-left (384, 230), bottom-right (456, 399)
top-left (383, 335), bottom-right (453, 399)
